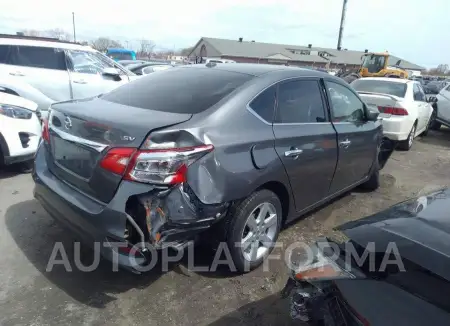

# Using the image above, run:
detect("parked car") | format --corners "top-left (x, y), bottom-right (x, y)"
top-left (0, 35), bottom-right (137, 118)
top-left (128, 62), bottom-right (173, 75)
top-left (351, 78), bottom-right (434, 150)
top-left (33, 64), bottom-right (395, 273)
top-left (117, 59), bottom-right (148, 67)
top-left (106, 48), bottom-right (136, 61)
top-left (0, 92), bottom-right (41, 168)
top-left (432, 83), bottom-right (450, 130)
top-left (423, 80), bottom-right (447, 94)
top-left (282, 188), bottom-right (450, 326)
top-left (141, 65), bottom-right (173, 75)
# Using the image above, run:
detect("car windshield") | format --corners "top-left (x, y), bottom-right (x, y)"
top-left (361, 54), bottom-right (386, 73)
top-left (351, 79), bottom-right (407, 97)
top-left (102, 67), bottom-right (253, 113)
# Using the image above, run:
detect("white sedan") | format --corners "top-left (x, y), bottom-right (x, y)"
top-left (351, 78), bottom-right (434, 150)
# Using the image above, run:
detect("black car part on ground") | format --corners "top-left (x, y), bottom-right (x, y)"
top-left (283, 188), bottom-right (450, 325)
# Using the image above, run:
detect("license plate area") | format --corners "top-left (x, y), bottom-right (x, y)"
top-left (52, 136), bottom-right (98, 179)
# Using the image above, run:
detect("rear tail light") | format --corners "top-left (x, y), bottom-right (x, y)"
top-left (124, 144), bottom-right (214, 184)
top-left (42, 119), bottom-right (50, 142)
top-left (378, 106), bottom-right (408, 116)
top-left (99, 139), bottom-right (214, 185)
top-left (100, 148), bottom-right (136, 175)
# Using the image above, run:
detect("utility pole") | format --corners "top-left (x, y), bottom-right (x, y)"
top-left (72, 12), bottom-right (77, 42)
top-left (337, 0), bottom-right (348, 50)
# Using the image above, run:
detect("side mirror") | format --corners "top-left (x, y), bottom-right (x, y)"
top-left (367, 110), bottom-right (380, 121)
top-left (102, 68), bottom-right (122, 81)
top-left (365, 104), bottom-right (380, 121)
top-left (428, 96), bottom-right (438, 103)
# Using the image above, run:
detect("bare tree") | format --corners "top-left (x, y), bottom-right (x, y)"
top-left (138, 39), bottom-right (155, 58)
top-left (90, 37), bottom-right (123, 52)
top-left (45, 28), bottom-right (72, 41)
top-left (180, 46), bottom-right (194, 56)
top-left (437, 64), bottom-right (449, 74)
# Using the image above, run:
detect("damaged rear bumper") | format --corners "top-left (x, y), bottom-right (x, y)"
top-left (32, 146), bottom-right (229, 272)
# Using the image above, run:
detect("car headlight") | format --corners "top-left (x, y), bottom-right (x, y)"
top-left (0, 104), bottom-right (33, 119)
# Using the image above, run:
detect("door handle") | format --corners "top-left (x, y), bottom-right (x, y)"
top-left (339, 139), bottom-right (351, 148)
top-left (9, 71), bottom-right (25, 76)
top-left (73, 79), bottom-right (88, 84)
top-left (284, 148), bottom-right (303, 158)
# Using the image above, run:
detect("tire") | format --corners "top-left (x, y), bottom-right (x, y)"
top-left (422, 108), bottom-right (436, 136)
top-left (398, 123), bottom-right (416, 151)
top-left (360, 167), bottom-right (380, 191)
top-left (226, 189), bottom-right (282, 273)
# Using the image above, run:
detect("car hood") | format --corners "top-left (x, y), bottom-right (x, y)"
top-left (0, 92), bottom-right (38, 112)
top-left (336, 188), bottom-right (450, 280)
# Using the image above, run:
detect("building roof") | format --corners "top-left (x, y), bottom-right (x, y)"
top-left (196, 37), bottom-right (328, 63)
top-left (192, 37), bottom-right (425, 70)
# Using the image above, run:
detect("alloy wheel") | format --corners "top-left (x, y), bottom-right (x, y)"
top-left (241, 202), bottom-right (278, 262)
top-left (408, 124), bottom-right (416, 148)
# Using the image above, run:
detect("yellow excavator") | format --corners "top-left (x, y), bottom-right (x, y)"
top-left (337, 52), bottom-right (409, 83)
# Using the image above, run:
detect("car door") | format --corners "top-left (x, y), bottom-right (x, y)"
top-left (0, 44), bottom-right (71, 102)
top-left (414, 83), bottom-right (431, 131)
top-left (272, 78), bottom-right (338, 212)
top-left (437, 84), bottom-right (450, 123)
top-left (65, 49), bottom-right (131, 99)
top-left (325, 80), bottom-right (380, 194)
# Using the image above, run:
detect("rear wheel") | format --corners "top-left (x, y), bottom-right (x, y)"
top-left (398, 123), bottom-right (416, 151)
top-left (227, 189), bottom-right (282, 273)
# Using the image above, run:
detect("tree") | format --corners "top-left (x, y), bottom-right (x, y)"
top-left (180, 46), bottom-right (194, 56)
top-left (138, 39), bottom-right (155, 58)
top-left (90, 37), bottom-right (123, 52)
top-left (436, 64), bottom-right (449, 74)
top-left (45, 28), bottom-right (71, 41)
top-left (20, 29), bottom-right (41, 37)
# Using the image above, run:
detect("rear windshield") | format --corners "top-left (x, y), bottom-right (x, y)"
top-left (102, 67), bottom-right (253, 113)
top-left (351, 79), bottom-right (407, 98)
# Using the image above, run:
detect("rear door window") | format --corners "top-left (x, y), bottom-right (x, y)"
top-left (249, 86), bottom-right (276, 123)
top-left (326, 81), bottom-right (365, 122)
top-left (413, 83), bottom-right (426, 101)
top-left (9, 46), bottom-right (67, 70)
top-left (102, 67), bottom-right (253, 113)
top-left (275, 80), bottom-right (326, 123)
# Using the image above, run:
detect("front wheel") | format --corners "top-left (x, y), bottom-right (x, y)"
top-left (398, 123), bottom-right (416, 151)
top-left (227, 189), bottom-right (282, 273)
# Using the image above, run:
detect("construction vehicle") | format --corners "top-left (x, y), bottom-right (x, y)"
top-left (337, 52), bottom-right (409, 83)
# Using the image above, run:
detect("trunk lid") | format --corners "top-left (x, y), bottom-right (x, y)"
top-left (45, 97), bottom-right (192, 203)
top-left (357, 91), bottom-right (404, 118)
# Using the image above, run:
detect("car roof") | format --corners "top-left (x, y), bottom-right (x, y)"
top-left (181, 63), bottom-right (330, 78)
top-left (0, 37), bottom-right (95, 52)
top-left (358, 77), bottom-right (411, 84)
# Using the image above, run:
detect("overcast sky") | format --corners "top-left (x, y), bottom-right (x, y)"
top-left (1, 0), bottom-right (448, 67)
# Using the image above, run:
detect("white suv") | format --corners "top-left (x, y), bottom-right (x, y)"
top-left (0, 35), bottom-right (136, 118)
top-left (0, 92), bottom-right (41, 167)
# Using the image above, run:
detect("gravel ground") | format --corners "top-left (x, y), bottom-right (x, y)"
top-left (1, 128), bottom-right (450, 326)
